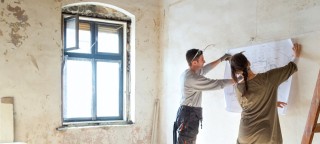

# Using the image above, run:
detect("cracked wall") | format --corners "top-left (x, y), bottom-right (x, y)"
top-left (0, 0), bottom-right (161, 143)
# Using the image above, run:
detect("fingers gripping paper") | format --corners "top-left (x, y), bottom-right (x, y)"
top-left (224, 39), bottom-right (294, 115)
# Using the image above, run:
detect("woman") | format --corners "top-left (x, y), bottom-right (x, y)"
top-left (230, 43), bottom-right (301, 144)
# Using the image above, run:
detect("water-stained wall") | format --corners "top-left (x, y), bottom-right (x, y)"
top-left (159, 0), bottom-right (320, 144)
top-left (2, 0), bottom-right (320, 143)
top-left (0, 0), bottom-right (160, 143)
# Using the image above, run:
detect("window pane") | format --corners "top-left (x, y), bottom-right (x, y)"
top-left (96, 61), bottom-right (120, 117)
top-left (98, 26), bottom-right (119, 53)
top-left (71, 23), bottom-right (91, 54)
top-left (66, 17), bottom-right (77, 49)
top-left (64, 59), bottom-right (93, 119)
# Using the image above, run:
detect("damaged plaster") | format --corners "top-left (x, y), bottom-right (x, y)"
top-left (62, 3), bottom-right (132, 46)
top-left (62, 4), bottom-right (131, 22)
top-left (0, 0), bottom-right (160, 143)
top-left (0, 3), bottom-right (30, 47)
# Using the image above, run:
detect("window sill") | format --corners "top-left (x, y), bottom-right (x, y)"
top-left (56, 120), bottom-right (134, 131)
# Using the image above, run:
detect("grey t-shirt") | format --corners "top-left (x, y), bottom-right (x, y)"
top-left (180, 64), bottom-right (233, 107)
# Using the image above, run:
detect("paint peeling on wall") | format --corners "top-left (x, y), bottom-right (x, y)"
top-left (7, 5), bottom-right (28, 22)
top-left (13, 0), bottom-right (21, 4)
top-left (62, 4), bottom-right (131, 22)
top-left (294, 0), bottom-right (320, 11)
top-left (0, 3), bottom-right (30, 47)
top-left (60, 128), bottom-right (116, 144)
top-left (130, 126), bottom-right (152, 144)
top-left (0, 0), bottom-right (159, 143)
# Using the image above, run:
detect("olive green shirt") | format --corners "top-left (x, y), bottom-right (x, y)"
top-left (236, 62), bottom-right (297, 144)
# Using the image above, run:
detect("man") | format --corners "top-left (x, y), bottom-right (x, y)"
top-left (173, 49), bottom-right (234, 144)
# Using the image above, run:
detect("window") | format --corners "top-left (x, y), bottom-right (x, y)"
top-left (61, 14), bottom-right (133, 127)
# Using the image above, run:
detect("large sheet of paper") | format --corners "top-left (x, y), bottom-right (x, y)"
top-left (224, 39), bottom-right (294, 114)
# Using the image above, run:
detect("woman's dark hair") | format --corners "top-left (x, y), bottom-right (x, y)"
top-left (230, 53), bottom-right (249, 96)
top-left (186, 49), bottom-right (203, 66)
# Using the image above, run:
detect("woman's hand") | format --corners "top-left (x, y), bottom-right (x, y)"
top-left (277, 101), bottom-right (287, 108)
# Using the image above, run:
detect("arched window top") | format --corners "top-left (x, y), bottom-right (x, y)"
top-left (62, 4), bottom-right (131, 22)
top-left (60, 2), bottom-right (135, 128)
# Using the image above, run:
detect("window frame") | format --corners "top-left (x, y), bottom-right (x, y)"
top-left (64, 15), bottom-right (79, 51)
top-left (60, 15), bottom-right (133, 128)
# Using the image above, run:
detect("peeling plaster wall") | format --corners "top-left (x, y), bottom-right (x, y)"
top-left (0, 0), bottom-right (160, 143)
top-left (160, 0), bottom-right (320, 144)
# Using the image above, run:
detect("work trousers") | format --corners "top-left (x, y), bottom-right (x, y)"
top-left (173, 105), bottom-right (202, 144)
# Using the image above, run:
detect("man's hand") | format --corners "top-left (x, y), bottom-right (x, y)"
top-left (220, 53), bottom-right (232, 62)
top-left (292, 43), bottom-right (301, 58)
top-left (277, 101), bottom-right (287, 108)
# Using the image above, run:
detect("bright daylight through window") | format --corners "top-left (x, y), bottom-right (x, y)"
top-left (61, 13), bottom-right (133, 128)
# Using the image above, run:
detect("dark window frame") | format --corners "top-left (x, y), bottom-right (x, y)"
top-left (61, 15), bottom-right (130, 126)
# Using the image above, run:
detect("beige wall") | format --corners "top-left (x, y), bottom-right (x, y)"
top-left (1, 0), bottom-right (320, 143)
top-left (0, 0), bottom-right (160, 143)
top-left (160, 0), bottom-right (320, 144)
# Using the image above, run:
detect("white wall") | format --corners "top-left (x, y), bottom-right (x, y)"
top-left (0, 0), bottom-right (160, 143)
top-left (160, 0), bottom-right (320, 144)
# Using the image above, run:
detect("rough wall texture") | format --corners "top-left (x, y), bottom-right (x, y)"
top-left (160, 0), bottom-right (320, 144)
top-left (2, 0), bottom-right (320, 143)
top-left (0, 0), bottom-right (160, 143)
top-left (0, 1), bottom-right (30, 47)
top-left (62, 5), bottom-right (131, 21)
